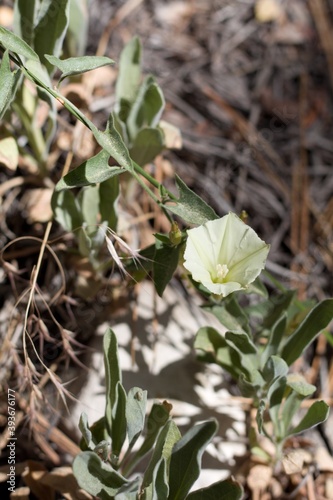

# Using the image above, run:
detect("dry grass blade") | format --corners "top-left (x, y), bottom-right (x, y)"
top-left (309, 0), bottom-right (333, 91)
top-left (193, 76), bottom-right (290, 202)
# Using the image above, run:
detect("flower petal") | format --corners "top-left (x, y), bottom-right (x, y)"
top-left (201, 280), bottom-right (244, 296)
top-left (183, 212), bottom-right (270, 297)
top-left (227, 245), bottom-right (270, 285)
top-left (184, 224), bottom-right (216, 274)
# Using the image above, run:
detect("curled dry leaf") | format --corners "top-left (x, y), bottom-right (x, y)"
top-left (59, 83), bottom-right (91, 110)
top-left (159, 120), bottom-right (182, 149)
top-left (0, 137), bottom-right (19, 171)
top-left (282, 449), bottom-right (312, 475)
top-left (247, 464), bottom-right (273, 492)
top-left (255, 0), bottom-right (284, 23)
top-left (21, 188), bottom-right (53, 223)
top-left (72, 121), bottom-right (96, 159)
top-left (155, 1), bottom-right (195, 30)
top-left (82, 65), bottom-right (117, 90)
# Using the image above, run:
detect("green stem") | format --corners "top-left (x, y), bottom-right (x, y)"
top-left (132, 161), bottom-right (177, 201)
top-left (12, 100), bottom-right (47, 174)
top-left (3, 51), bottom-right (48, 174)
top-left (8, 52), bottom-right (178, 217)
top-left (131, 168), bottom-right (174, 223)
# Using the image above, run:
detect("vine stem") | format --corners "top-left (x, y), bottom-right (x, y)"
top-left (6, 51), bottom-right (178, 215)
top-left (130, 168), bottom-right (174, 223)
top-left (133, 161), bottom-right (177, 200)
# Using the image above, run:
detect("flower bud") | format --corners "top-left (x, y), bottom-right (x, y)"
top-left (169, 221), bottom-right (182, 246)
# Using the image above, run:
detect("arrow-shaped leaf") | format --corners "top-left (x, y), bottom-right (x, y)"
top-left (0, 26), bottom-right (39, 61)
top-left (164, 175), bottom-right (218, 225)
top-left (45, 54), bottom-right (114, 83)
top-left (55, 149), bottom-right (124, 190)
top-left (287, 400), bottom-right (329, 437)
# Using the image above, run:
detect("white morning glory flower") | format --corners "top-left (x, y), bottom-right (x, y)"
top-left (183, 212), bottom-right (270, 297)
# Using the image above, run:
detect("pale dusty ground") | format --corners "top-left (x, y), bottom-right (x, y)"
top-left (70, 280), bottom-right (247, 489)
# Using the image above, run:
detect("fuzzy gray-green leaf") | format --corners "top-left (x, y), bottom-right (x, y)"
top-left (78, 185), bottom-right (100, 227)
top-left (115, 36), bottom-right (142, 113)
top-left (13, 0), bottom-right (37, 46)
top-left (45, 54), bottom-right (114, 83)
top-left (130, 127), bottom-right (164, 166)
top-left (287, 400), bottom-right (329, 437)
top-left (187, 477), bottom-right (244, 500)
top-left (55, 150), bottom-right (124, 190)
top-left (153, 238), bottom-right (181, 297)
top-left (51, 190), bottom-right (83, 231)
top-left (99, 175), bottom-right (120, 231)
top-left (0, 26), bottom-right (39, 61)
top-left (33, 0), bottom-right (70, 73)
top-left (103, 328), bottom-right (122, 436)
top-left (142, 420), bottom-right (181, 491)
top-left (168, 419), bottom-right (218, 500)
top-left (0, 51), bottom-right (15, 118)
top-left (114, 477), bottom-right (141, 499)
top-left (78, 412), bottom-right (95, 450)
top-left (287, 374), bottom-right (316, 397)
top-left (203, 299), bottom-right (249, 335)
top-left (133, 401), bottom-right (172, 466)
top-left (268, 376), bottom-right (287, 433)
top-left (261, 313), bottom-right (287, 366)
top-left (224, 330), bottom-right (258, 374)
top-left (111, 382), bottom-right (127, 459)
top-left (64, 0), bottom-right (88, 57)
top-left (152, 458), bottom-right (169, 499)
top-left (281, 299), bottom-right (333, 365)
top-left (262, 355), bottom-right (289, 384)
top-left (126, 387), bottom-right (147, 450)
top-left (165, 175), bottom-right (218, 225)
top-left (72, 451), bottom-right (129, 499)
top-left (194, 326), bottom-right (241, 380)
top-left (127, 75), bottom-right (165, 140)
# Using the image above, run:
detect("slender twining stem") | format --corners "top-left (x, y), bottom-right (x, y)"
top-left (130, 168), bottom-right (174, 223)
top-left (1, 51), bottom-right (48, 174)
top-left (133, 161), bottom-right (176, 200)
top-left (3, 48), bottom-right (178, 224)
top-left (10, 56), bottom-right (177, 211)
